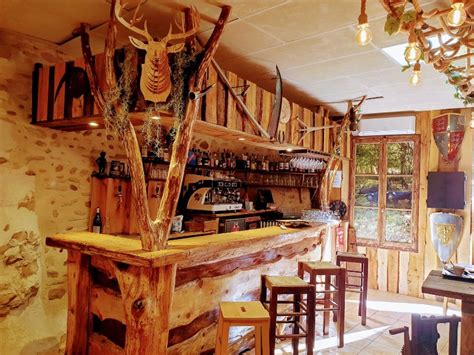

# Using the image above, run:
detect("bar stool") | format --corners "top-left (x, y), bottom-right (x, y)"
top-left (215, 301), bottom-right (270, 355)
top-left (260, 275), bottom-right (315, 355)
top-left (298, 261), bottom-right (346, 348)
top-left (336, 251), bottom-right (369, 326)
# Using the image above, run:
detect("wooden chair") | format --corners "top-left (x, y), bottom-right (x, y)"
top-left (336, 251), bottom-right (369, 325)
top-left (260, 275), bottom-right (315, 355)
top-left (389, 314), bottom-right (461, 355)
top-left (298, 261), bottom-right (346, 348)
top-left (215, 301), bottom-right (270, 355)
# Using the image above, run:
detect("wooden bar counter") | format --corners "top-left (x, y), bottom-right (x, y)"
top-left (46, 223), bottom-right (330, 354)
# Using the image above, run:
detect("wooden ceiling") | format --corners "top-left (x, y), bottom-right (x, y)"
top-left (0, 0), bottom-right (464, 114)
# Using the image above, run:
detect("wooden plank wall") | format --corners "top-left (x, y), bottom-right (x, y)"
top-left (32, 51), bottom-right (338, 155)
top-left (355, 108), bottom-right (473, 298)
top-left (197, 64), bottom-right (335, 152)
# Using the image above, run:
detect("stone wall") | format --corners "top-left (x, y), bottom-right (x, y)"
top-left (0, 29), bottom-right (124, 354)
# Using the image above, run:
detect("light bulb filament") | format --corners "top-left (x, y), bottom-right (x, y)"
top-left (355, 23), bottom-right (373, 46)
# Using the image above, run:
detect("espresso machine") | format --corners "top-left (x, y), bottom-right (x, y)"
top-left (182, 174), bottom-right (243, 212)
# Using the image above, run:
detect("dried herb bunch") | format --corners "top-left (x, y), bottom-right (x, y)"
top-left (154, 50), bottom-right (201, 120)
top-left (103, 48), bottom-right (137, 136)
top-left (141, 49), bottom-right (200, 154)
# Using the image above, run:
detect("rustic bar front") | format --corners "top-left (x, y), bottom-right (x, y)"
top-left (46, 224), bottom-right (331, 353)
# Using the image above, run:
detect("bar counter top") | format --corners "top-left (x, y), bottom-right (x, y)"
top-left (45, 223), bottom-right (328, 268)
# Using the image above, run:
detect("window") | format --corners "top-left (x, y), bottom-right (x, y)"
top-left (350, 135), bottom-right (420, 251)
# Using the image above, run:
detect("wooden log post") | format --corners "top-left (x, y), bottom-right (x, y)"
top-left (66, 251), bottom-right (92, 355)
top-left (114, 263), bottom-right (177, 354)
top-left (79, 1), bottom-right (231, 251)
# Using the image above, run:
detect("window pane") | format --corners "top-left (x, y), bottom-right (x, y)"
top-left (387, 142), bottom-right (414, 175)
top-left (385, 210), bottom-right (412, 243)
top-left (355, 176), bottom-right (379, 207)
top-left (355, 144), bottom-right (380, 174)
top-left (387, 177), bottom-right (412, 209)
top-left (354, 208), bottom-right (378, 239)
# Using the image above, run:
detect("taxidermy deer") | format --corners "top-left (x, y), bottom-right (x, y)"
top-left (115, 1), bottom-right (199, 103)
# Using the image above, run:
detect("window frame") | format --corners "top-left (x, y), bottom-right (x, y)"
top-left (349, 135), bottom-right (420, 252)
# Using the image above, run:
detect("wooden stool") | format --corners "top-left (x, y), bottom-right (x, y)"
top-left (336, 251), bottom-right (369, 326)
top-left (215, 301), bottom-right (270, 355)
top-left (260, 275), bottom-right (315, 355)
top-left (298, 261), bottom-right (346, 348)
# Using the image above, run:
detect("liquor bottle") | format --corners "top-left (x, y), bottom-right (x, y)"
top-left (92, 208), bottom-right (102, 234)
top-left (196, 150), bottom-right (202, 166)
top-left (163, 147), bottom-right (170, 163)
top-left (141, 142), bottom-right (148, 158)
top-left (214, 152), bottom-right (220, 168)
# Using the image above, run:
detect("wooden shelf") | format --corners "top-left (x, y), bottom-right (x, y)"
top-left (34, 111), bottom-right (330, 154)
top-left (143, 159), bottom-right (323, 176)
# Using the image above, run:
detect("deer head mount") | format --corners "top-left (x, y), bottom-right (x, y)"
top-left (115, 1), bottom-right (200, 103)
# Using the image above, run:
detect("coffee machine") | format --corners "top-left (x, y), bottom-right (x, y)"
top-left (182, 174), bottom-right (243, 212)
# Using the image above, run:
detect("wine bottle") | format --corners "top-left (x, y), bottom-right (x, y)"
top-left (92, 208), bottom-right (102, 234)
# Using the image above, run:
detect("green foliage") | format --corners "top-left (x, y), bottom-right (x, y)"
top-left (401, 64), bottom-right (412, 72)
top-left (444, 65), bottom-right (474, 106)
top-left (355, 144), bottom-right (379, 175)
top-left (401, 10), bottom-right (416, 25)
top-left (384, 13), bottom-right (401, 35)
top-left (384, 6), bottom-right (405, 35)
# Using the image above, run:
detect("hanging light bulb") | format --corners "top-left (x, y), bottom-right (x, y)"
top-left (446, 1), bottom-right (467, 27)
top-left (404, 31), bottom-right (422, 63)
top-left (355, 0), bottom-right (372, 46)
top-left (404, 43), bottom-right (422, 63)
top-left (409, 62), bottom-right (422, 86)
top-left (356, 23), bottom-right (373, 46)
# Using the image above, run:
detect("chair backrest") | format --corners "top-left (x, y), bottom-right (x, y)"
top-left (411, 314), bottom-right (461, 355)
top-left (390, 314), bottom-right (461, 355)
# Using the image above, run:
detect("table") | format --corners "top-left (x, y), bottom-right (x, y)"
top-left (422, 270), bottom-right (474, 355)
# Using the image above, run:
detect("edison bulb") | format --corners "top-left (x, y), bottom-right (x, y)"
top-left (404, 42), bottom-right (422, 63)
top-left (355, 23), bottom-right (373, 46)
top-left (409, 70), bottom-right (422, 86)
top-left (447, 2), bottom-right (467, 27)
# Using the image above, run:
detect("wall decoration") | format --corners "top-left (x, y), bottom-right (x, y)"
top-left (429, 212), bottom-right (464, 264)
top-left (432, 113), bottom-right (466, 162)
top-left (115, 2), bottom-right (200, 104)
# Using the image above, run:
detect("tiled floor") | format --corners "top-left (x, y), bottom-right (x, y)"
top-left (249, 289), bottom-right (461, 354)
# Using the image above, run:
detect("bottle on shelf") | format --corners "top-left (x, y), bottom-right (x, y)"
top-left (92, 207), bottom-right (102, 234)
top-left (141, 142), bottom-right (148, 158)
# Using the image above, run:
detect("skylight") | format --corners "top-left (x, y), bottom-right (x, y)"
top-left (382, 34), bottom-right (456, 65)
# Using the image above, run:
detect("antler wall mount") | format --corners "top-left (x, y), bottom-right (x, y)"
top-left (115, 1), bottom-right (200, 103)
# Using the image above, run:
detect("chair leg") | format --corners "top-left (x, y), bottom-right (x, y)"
top-left (361, 260), bottom-right (368, 326)
top-left (323, 275), bottom-right (330, 335)
top-left (306, 287), bottom-right (315, 355)
top-left (255, 324), bottom-right (262, 355)
top-left (269, 291), bottom-right (278, 355)
top-left (215, 312), bottom-right (224, 355)
top-left (262, 320), bottom-right (270, 355)
top-left (260, 275), bottom-right (267, 304)
top-left (292, 293), bottom-right (301, 354)
top-left (218, 321), bottom-right (230, 355)
top-left (337, 269), bottom-right (346, 348)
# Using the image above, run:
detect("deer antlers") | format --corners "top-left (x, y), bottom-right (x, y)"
top-left (114, 1), bottom-right (200, 46)
top-left (114, 1), bottom-right (153, 42)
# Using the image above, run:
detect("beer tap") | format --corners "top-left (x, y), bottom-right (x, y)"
top-left (115, 185), bottom-right (123, 204)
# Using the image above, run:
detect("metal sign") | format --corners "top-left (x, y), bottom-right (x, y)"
top-left (432, 113), bottom-right (466, 162)
top-left (429, 212), bottom-right (464, 264)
